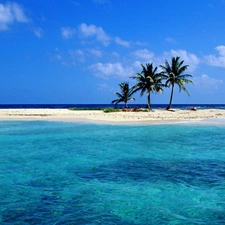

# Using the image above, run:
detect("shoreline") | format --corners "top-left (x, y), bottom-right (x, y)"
top-left (0, 108), bottom-right (225, 125)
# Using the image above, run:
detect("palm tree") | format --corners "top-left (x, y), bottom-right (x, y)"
top-left (160, 56), bottom-right (193, 110)
top-left (131, 63), bottom-right (166, 110)
top-left (111, 82), bottom-right (135, 108)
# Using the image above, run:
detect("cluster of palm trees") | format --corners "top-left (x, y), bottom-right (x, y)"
top-left (111, 56), bottom-right (193, 110)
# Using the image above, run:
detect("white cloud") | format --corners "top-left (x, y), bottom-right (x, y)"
top-left (135, 41), bottom-right (148, 46)
top-left (97, 83), bottom-right (113, 91)
top-left (78, 23), bottom-right (131, 48)
top-left (34, 27), bottom-right (44, 38)
top-left (165, 37), bottom-right (176, 43)
top-left (130, 48), bottom-right (199, 72)
top-left (89, 62), bottom-right (134, 79)
top-left (112, 51), bottom-right (120, 57)
top-left (47, 48), bottom-right (64, 62)
top-left (55, 55), bottom-right (62, 60)
top-left (89, 49), bottom-right (103, 57)
top-left (47, 53), bottom-right (62, 61)
top-left (79, 23), bottom-right (110, 46)
top-left (69, 49), bottom-right (85, 62)
top-left (11, 3), bottom-right (27, 22)
top-left (204, 45), bottom-right (225, 68)
top-left (0, 2), bottom-right (28, 31)
top-left (132, 60), bottom-right (143, 69)
top-left (132, 49), bottom-right (154, 62)
top-left (193, 74), bottom-right (223, 90)
top-left (114, 37), bottom-right (130, 47)
top-left (61, 27), bottom-right (76, 39)
top-left (162, 49), bottom-right (200, 72)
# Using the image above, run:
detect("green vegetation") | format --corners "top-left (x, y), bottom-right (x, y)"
top-left (112, 56), bottom-right (193, 110)
top-left (69, 107), bottom-right (149, 113)
top-left (103, 108), bottom-right (121, 113)
top-left (131, 63), bottom-right (166, 110)
top-left (140, 108), bottom-right (149, 112)
top-left (160, 56), bottom-right (193, 110)
top-left (111, 82), bottom-right (136, 108)
top-left (69, 107), bottom-right (121, 113)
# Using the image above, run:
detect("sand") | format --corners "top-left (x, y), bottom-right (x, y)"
top-left (0, 108), bottom-right (225, 125)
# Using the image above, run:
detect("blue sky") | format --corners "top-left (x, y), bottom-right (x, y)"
top-left (0, 0), bottom-right (225, 104)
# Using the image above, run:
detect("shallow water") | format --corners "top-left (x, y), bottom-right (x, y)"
top-left (0, 121), bottom-right (225, 224)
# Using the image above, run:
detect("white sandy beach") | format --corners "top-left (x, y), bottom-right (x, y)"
top-left (0, 108), bottom-right (225, 124)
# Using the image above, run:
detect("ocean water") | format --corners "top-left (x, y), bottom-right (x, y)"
top-left (0, 121), bottom-right (225, 225)
top-left (1, 103), bottom-right (225, 110)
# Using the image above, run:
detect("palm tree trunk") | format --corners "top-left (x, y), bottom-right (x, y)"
top-left (167, 84), bottom-right (174, 110)
top-left (147, 93), bottom-right (151, 110)
top-left (125, 101), bottom-right (128, 108)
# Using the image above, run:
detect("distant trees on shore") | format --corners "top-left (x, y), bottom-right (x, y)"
top-left (111, 56), bottom-right (193, 110)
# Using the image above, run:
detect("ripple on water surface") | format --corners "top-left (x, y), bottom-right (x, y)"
top-left (0, 121), bottom-right (225, 224)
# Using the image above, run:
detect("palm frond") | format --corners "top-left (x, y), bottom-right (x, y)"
top-left (177, 82), bottom-right (190, 96)
top-left (111, 99), bottom-right (122, 104)
top-left (128, 97), bottom-right (135, 101)
top-left (140, 87), bottom-right (146, 96)
top-left (114, 92), bottom-right (123, 98)
top-left (177, 74), bottom-right (192, 79)
top-left (160, 56), bottom-right (193, 110)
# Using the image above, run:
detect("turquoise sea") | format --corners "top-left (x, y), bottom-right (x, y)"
top-left (0, 121), bottom-right (225, 224)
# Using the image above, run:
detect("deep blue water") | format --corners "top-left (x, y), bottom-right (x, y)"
top-left (0, 121), bottom-right (225, 224)
top-left (0, 104), bottom-right (225, 109)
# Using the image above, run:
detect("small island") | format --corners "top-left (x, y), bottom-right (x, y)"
top-left (0, 108), bottom-right (225, 124)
